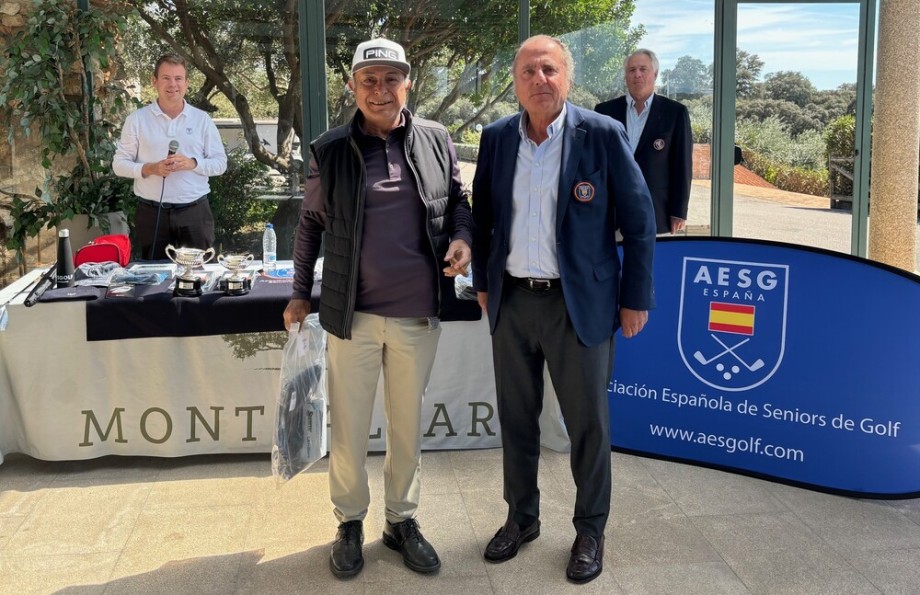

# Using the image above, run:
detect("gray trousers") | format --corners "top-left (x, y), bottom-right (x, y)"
top-left (492, 282), bottom-right (614, 537)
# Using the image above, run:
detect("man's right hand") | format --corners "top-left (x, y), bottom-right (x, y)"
top-left (141, 159), bottom-right (173, 178)
top-left (477, 291), bottom-right (488, 311)
top-left (283, 298), bottom-right (311, 330)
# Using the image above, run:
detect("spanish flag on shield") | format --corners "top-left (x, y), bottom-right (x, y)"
top-left (708, 302), bottom-right (755, 335)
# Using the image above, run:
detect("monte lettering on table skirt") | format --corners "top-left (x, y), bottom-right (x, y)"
top-left (0, 266), bottom-right (569, 464)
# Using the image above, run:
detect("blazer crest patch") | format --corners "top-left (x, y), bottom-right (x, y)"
top-left (573, 181), bottom-right (595, 203)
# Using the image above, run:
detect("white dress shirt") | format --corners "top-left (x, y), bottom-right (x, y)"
top-left (505, 105), bottom-right (567, 279)
top-left (113, 101), bottom-right (227, 203)
top-left (625, 92), bottom-right (655, 154)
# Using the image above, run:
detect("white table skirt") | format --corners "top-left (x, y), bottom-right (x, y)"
top-left (0, 273), bottom-right (568, 464)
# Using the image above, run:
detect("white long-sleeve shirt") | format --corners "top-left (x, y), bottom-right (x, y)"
top-left (112, 101), bottom-right (227, 203)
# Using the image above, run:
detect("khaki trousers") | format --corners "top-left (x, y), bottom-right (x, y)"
top-left (327, 312), bottom-right (441, 524)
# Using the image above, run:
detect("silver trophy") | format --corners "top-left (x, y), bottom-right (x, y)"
top-left (165, 245), bottom-right (215, 297)
top-left (217, 252), bottom-right (254, 295)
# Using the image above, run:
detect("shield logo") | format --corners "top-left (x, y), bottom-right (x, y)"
top-left (573, 181), bottom-right (595, 203)
top-left (677, 257), bottom-right (789, 391)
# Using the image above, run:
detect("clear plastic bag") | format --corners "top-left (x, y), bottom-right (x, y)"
top-left (271, 314), bottom-right (327, 485)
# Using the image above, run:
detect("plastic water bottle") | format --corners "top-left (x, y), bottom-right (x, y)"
top-left (262, 223), bottom-right (277, 271)
top-left (56, 229), bottom-right (74, 288)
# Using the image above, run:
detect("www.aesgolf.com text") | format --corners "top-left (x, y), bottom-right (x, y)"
top-left (649, 425), bottom-right (805, 462)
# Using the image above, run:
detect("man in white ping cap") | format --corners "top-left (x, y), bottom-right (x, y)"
top-left (284, 38), bottom-right (473, 578)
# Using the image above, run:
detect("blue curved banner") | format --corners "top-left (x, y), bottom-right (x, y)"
top-left (610, 238), bottom-right (920, 497)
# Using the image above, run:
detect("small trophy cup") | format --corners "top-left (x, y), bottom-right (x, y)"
top-left (217, 252), bottom-right (254, 296)
top-left (165, 245), bottom-right (215, 297)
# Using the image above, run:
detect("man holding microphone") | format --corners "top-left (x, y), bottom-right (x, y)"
top-left (113, 53), bottom-right (227, 260)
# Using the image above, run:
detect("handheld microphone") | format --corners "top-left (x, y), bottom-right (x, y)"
top-left (150, 140), bottom-right (179, 260)
top-left (23, 264), bottom-right (58, 308)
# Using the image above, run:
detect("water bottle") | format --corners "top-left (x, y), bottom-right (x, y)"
top-left (56, 229), bottom-right (75, 288)
top-left (262, 223), bottom-right (277, 271)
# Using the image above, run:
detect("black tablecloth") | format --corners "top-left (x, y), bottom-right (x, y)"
top-left (78, 276), bottom-right (315, 341)
top-left (39, 271), bottom-right (480, 342)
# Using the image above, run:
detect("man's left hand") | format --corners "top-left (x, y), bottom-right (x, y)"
top-left (619, 307), bottom-right (648, 338)
top-left (165, 154), bottom-right (197, 173)
top-left (442, 239), bottom-right (471, 277)
top-left (670, 216), bottom-right (686, 234)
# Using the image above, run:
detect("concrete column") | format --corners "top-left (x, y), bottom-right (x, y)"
top-left (868, 0), bottom-right (920, 271)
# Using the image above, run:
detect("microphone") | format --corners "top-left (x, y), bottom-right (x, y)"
top-left (151, 140), bottom-right (179, 260)
top-left (23, 264), bottom-right (58, 308)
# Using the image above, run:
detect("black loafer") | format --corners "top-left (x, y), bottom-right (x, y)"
top-left (483, 518), bottom-right (540, 563)
top-left (382, 518), bottom-right (441, 573)
top-left (330, 520), bottom-right (364, 578)
top-left (566, 534), bottom-right (604, 584)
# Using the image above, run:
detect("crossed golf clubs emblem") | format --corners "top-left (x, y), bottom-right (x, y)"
top-left (693, 334), bottom-right (765, 379)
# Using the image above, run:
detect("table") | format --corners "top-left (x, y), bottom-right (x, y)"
top-left (0, 266), bottom-right (569, 464)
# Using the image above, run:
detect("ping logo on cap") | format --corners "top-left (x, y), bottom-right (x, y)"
top-left (364, 47), bottom-right (399, 60)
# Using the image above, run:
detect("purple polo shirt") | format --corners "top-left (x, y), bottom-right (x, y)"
top-left (354, 120), bottom-right (438, 317)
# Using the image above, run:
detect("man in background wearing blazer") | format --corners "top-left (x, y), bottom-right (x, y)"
top-left (595, 48), bottom-right (693, 235)
top-left (472, 35), bottom-right (656, 584)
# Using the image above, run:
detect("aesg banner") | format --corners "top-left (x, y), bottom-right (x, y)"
top-left (610, 238), bottom-right (920, 497)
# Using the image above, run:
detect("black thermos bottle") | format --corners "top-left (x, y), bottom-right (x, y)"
top-left (56, 229), bottom-right (74, 288)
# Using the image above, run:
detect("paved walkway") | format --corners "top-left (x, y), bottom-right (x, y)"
top-left (2, 448), bottom-right (920, 594)
top-left (698, 182), bottom-right (920, 271)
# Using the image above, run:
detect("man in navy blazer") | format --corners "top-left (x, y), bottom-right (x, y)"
top-left (471, 35), bottom-right (656, 584)
top-left (595, 48), bottom-right (693, 235)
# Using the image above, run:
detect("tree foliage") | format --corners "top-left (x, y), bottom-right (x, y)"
top-left (661, 55), bottom-right (710, 98)
top-left (127, 0), bottom-right (302, 176)
top-left (735, 50), bottom-right (764, 98)
top-left (1, 0), bottom-right (137, 261)
top-left (736, 98), bottom-right (823, 137)
top-left (119, 0), bottom-right (639, 255)
top-left (326, 1), bottom-right (640, 130)
top-left (562, 19), bottom-right (645, 102)
top-left (125, 0), bottom-right (640, 168)
top-left (761, 70), bottom-right (817, 107)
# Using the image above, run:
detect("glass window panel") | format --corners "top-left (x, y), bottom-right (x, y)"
top-left (323, 2), bottom-right (520, 187)
top-left (559, 0), bottom-right (716, 237)
top-left (124, 1), bottom-right (297, 255)
top-left (733, 2), bottom-right (860, 254)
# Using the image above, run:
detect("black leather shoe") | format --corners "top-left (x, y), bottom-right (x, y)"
top-left (330, 520), bottom-right (364, 578)
top-left (483, 518), bottom-right (541, 563)
top-left (566, 534), bottom-right (604, 584)
top-left (382, 518), bottom-right (441, 573)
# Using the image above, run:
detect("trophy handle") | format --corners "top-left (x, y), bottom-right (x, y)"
top-left (217, 254), bottom-right (228, 268)
top-left (201, 247), bottom-right (216, 264)
top-left (243, 253), bottom-right (254, 265)
top-left (164, 244), bottom-right (178, 263)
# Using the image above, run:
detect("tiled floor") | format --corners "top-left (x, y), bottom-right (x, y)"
top-left (2, 448), bottom-right (920, 594)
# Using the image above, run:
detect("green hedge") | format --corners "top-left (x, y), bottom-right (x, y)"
top-left (209, 147), bottom-right (278, 253)
top-left (744, 150), bottom-right (829, 197)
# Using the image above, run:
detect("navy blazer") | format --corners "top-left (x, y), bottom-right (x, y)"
top-left (594, 94), bottom-right (692, 234)
top-left (471, 102), bottom-right (656, 347)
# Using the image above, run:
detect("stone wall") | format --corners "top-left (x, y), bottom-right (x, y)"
top-left (1, 1), bottom-right (39, 199)
top-left (1, 2), bottom-right (63, 284)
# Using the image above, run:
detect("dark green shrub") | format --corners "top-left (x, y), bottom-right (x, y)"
top-left (824, 115), bottom-right (856, 197)
top-left (744, 150), bottom-right (829, 197)
top-left (209, 147), bottom-right (278, 254)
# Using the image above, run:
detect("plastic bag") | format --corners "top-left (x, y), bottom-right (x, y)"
top-left (271, 314), bottom-right (327, 485)
top-left (454, 270), bottom-right (477, 300)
